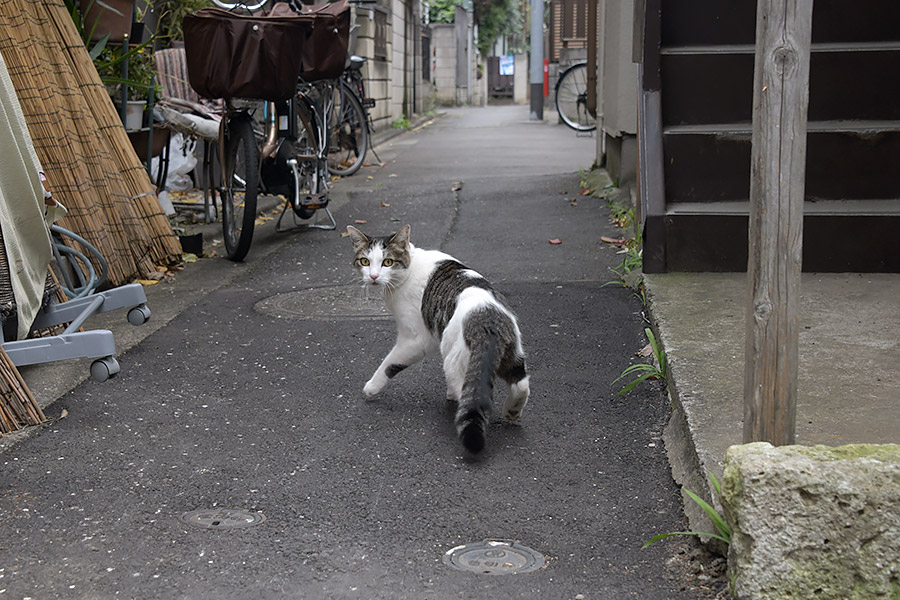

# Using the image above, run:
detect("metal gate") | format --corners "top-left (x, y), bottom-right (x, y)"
top-left (487, 56), bottom-right (513, 98)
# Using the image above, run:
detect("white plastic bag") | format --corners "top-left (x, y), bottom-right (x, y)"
top-left (152, 132), bottom-right (197, 191)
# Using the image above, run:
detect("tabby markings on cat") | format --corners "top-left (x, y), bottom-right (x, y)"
top-left (346, 224), bottom-right (530, 453)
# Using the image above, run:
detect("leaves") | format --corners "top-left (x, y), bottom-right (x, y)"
top-left (642, 472), bottom-right (732, 549)
top-left (614, 328), bottom-right (667, 395)
top-left (548, 239), bottom-right (562, 245)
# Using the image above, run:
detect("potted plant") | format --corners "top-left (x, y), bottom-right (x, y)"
top-left (95, 40), bottom-right (158, 129)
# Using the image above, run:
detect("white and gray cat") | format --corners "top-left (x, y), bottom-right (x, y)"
top-left (346, 224), bottom-right (530, 453)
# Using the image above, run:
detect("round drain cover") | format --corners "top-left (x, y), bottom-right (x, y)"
top-left (254, 285), bottom-right (390, 321)
top-left (178, 508), bottom-right (266, 530)
top-left (443, 539), bottom-right (546, 575)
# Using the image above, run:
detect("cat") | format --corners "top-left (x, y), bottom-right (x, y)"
top-left (346, 224), bottom-right (530, 453)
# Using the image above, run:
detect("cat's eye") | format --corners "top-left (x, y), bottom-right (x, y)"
top-left (359, 257), bottom-right (370, 266)
top-left (382, 259), bottom-right (394, 267)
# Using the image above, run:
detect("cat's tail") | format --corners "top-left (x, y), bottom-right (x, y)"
top-left (456, 331), bottom-right (499, 453)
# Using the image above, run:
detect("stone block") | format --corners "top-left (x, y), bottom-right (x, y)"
top-left (721, 442), bottom-right (900, 600)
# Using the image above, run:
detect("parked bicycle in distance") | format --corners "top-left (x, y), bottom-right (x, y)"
top-left (556, 62), bottom-right (597, 132)
top-left (184, 0), bottom-right (351, 261)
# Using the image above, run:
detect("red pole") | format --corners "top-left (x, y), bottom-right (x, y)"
top-left (543, 59), bottom-right (549, 97)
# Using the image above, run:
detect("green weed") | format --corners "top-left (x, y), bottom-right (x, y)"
top-left (615, 327), bottom-right (667, 394)
top-left (392, 117), bottom-right (412, 130)
top-left (642, 473), bottom-right (732, 548)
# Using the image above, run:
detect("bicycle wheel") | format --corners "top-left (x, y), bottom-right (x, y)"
top-left (556, 63), bottom-right (597, 132)
top-left (327, 80), bottom-right (369, 177)
top-left (221, 113), bottom-right (258, 261)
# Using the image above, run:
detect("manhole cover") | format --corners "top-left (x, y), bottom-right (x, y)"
top-left (254, 285), bottom-right (390, 321)
top-left (178, 508), bottom-right (266, 530)
top-left (443, 539), bottom-right (546, 575)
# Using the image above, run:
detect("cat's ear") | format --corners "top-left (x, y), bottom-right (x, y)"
top-left (389, 224), bottom-right (411, 248)
top-left (346, 226), bottom-right (369, 249)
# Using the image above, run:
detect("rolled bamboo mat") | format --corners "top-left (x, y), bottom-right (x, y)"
top-left (0, 0), bottom-right (182, 286)
top-left (0, 345), bottom-right (45, 435)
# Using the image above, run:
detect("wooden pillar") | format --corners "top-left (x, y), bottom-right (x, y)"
top-left (586, 0), bottom-right (597, 115)
top-left (743, 0), bottom-right (814, 446)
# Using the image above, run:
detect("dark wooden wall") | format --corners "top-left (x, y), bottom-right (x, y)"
top-left (638, 0), bottom-right (900, 272)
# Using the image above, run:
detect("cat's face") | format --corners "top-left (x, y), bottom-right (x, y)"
top-left (347, 225), bottom-right (411, 288)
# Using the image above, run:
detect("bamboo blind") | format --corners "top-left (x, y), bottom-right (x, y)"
top-left (0, 0), bottom-right (182, 286)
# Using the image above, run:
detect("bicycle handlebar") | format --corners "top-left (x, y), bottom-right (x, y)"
top-left (210, 0), bottom-right (268, 10)
top-left (212, 0), bottom-right (376, 10)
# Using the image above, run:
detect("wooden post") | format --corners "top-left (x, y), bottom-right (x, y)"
top-left (586, 0), bottom-right (598, 116)
top-left (743, 0), bottom-right (814, 445)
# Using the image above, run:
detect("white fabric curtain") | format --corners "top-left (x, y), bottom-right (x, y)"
top-left (0, 48), bottom-right (53, 341)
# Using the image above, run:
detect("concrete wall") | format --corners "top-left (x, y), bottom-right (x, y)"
top-left (353, 5), bottom-right (391, 132)
top-left (431, 24), bottom-right (457, 104)
top-left (352, 0), bottom-right (426, 132)
top-left (513, 53), bottom-right (528, 104)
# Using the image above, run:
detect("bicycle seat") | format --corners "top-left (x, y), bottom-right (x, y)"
top-left (349, 55), bottom-right (366, 69)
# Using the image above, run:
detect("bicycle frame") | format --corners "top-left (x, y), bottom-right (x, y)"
top-left (266, 80), bottom-right (337, 232)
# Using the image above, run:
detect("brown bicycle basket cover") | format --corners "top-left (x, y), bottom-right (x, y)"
top-left (183, 7), bottom-right (308, 101)
top-left (296, 0), bottom-right (350, 82)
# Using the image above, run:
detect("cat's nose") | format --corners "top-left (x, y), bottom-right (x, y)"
top-left (370, 273), bottom-right (379, 281)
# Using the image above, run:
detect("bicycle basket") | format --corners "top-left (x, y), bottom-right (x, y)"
top-left (182, 8), bottom-right (308, 101)
top-left (296, 0), bottom-right (351, 82)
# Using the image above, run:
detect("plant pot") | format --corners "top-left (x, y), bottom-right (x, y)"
top-left (80, 0), bottom-right (136, 43)
top-left (124, 100), bottom-right (146, 130)
top-left (127, 124), bottom-right (169, 161)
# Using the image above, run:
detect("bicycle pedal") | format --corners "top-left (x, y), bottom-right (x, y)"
top-left (302, 195), bottom-right (328, 210)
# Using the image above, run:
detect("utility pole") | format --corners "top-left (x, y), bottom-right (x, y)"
top-left (529, 0), bottom-right (544, 120)
top-left (743, 0), bottom-right (814, 446)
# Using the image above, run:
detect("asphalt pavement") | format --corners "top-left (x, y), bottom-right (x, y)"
top-left (0, 106), bottom-right (715, 599)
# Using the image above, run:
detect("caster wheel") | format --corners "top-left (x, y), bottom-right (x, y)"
top-left (90, 357), bottom-right (120, 382)
top-left (127, 304), bottom-right (151, 326)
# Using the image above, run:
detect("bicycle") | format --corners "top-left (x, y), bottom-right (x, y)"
top-left (555, 62), bottom-right (597, 132)
top-left (326, 67), bottom-right (370, 177)
top-left (327, 27), bottom-right (380, 177)
top-left (184, 0), bottom-right (350, 261)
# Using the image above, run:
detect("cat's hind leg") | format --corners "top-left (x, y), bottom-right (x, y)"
top-left (500, 360), bottom-right (530, 421)
top-left (364, 336), bottom-right (429, 396)
top-left (441, 336), bottom-right (471, 403)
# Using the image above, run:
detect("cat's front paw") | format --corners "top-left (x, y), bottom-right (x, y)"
top-left (503, 408), bottom-right (522, 421)
top-left (363, 377), bottom-right (385, 396)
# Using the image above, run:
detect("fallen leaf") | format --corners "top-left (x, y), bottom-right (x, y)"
top-left (389, 173), bottom-right (398, 178)
top-left (58, 408), bottom-right (68, 420)
top-left (601, 236), bottom-right (627, 246)
top-left (570, 201), bottom-right (578, 206)
top-left (381, 202), bottom-right (391, 207)
top-left (136, 279), bottom-right (160, 285)
top-left (548, 239), bottom-right (562, 245)
top-left (354, 219), bottom-right (368, 225)
top-left (340, 232), bottom-right (350, 237)
top-left (182, 253), bottom-right (198, 263)
top-left (579, 187), bottom-right (594, 196)
top-left (636, 343), bottom-right (653, 357)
